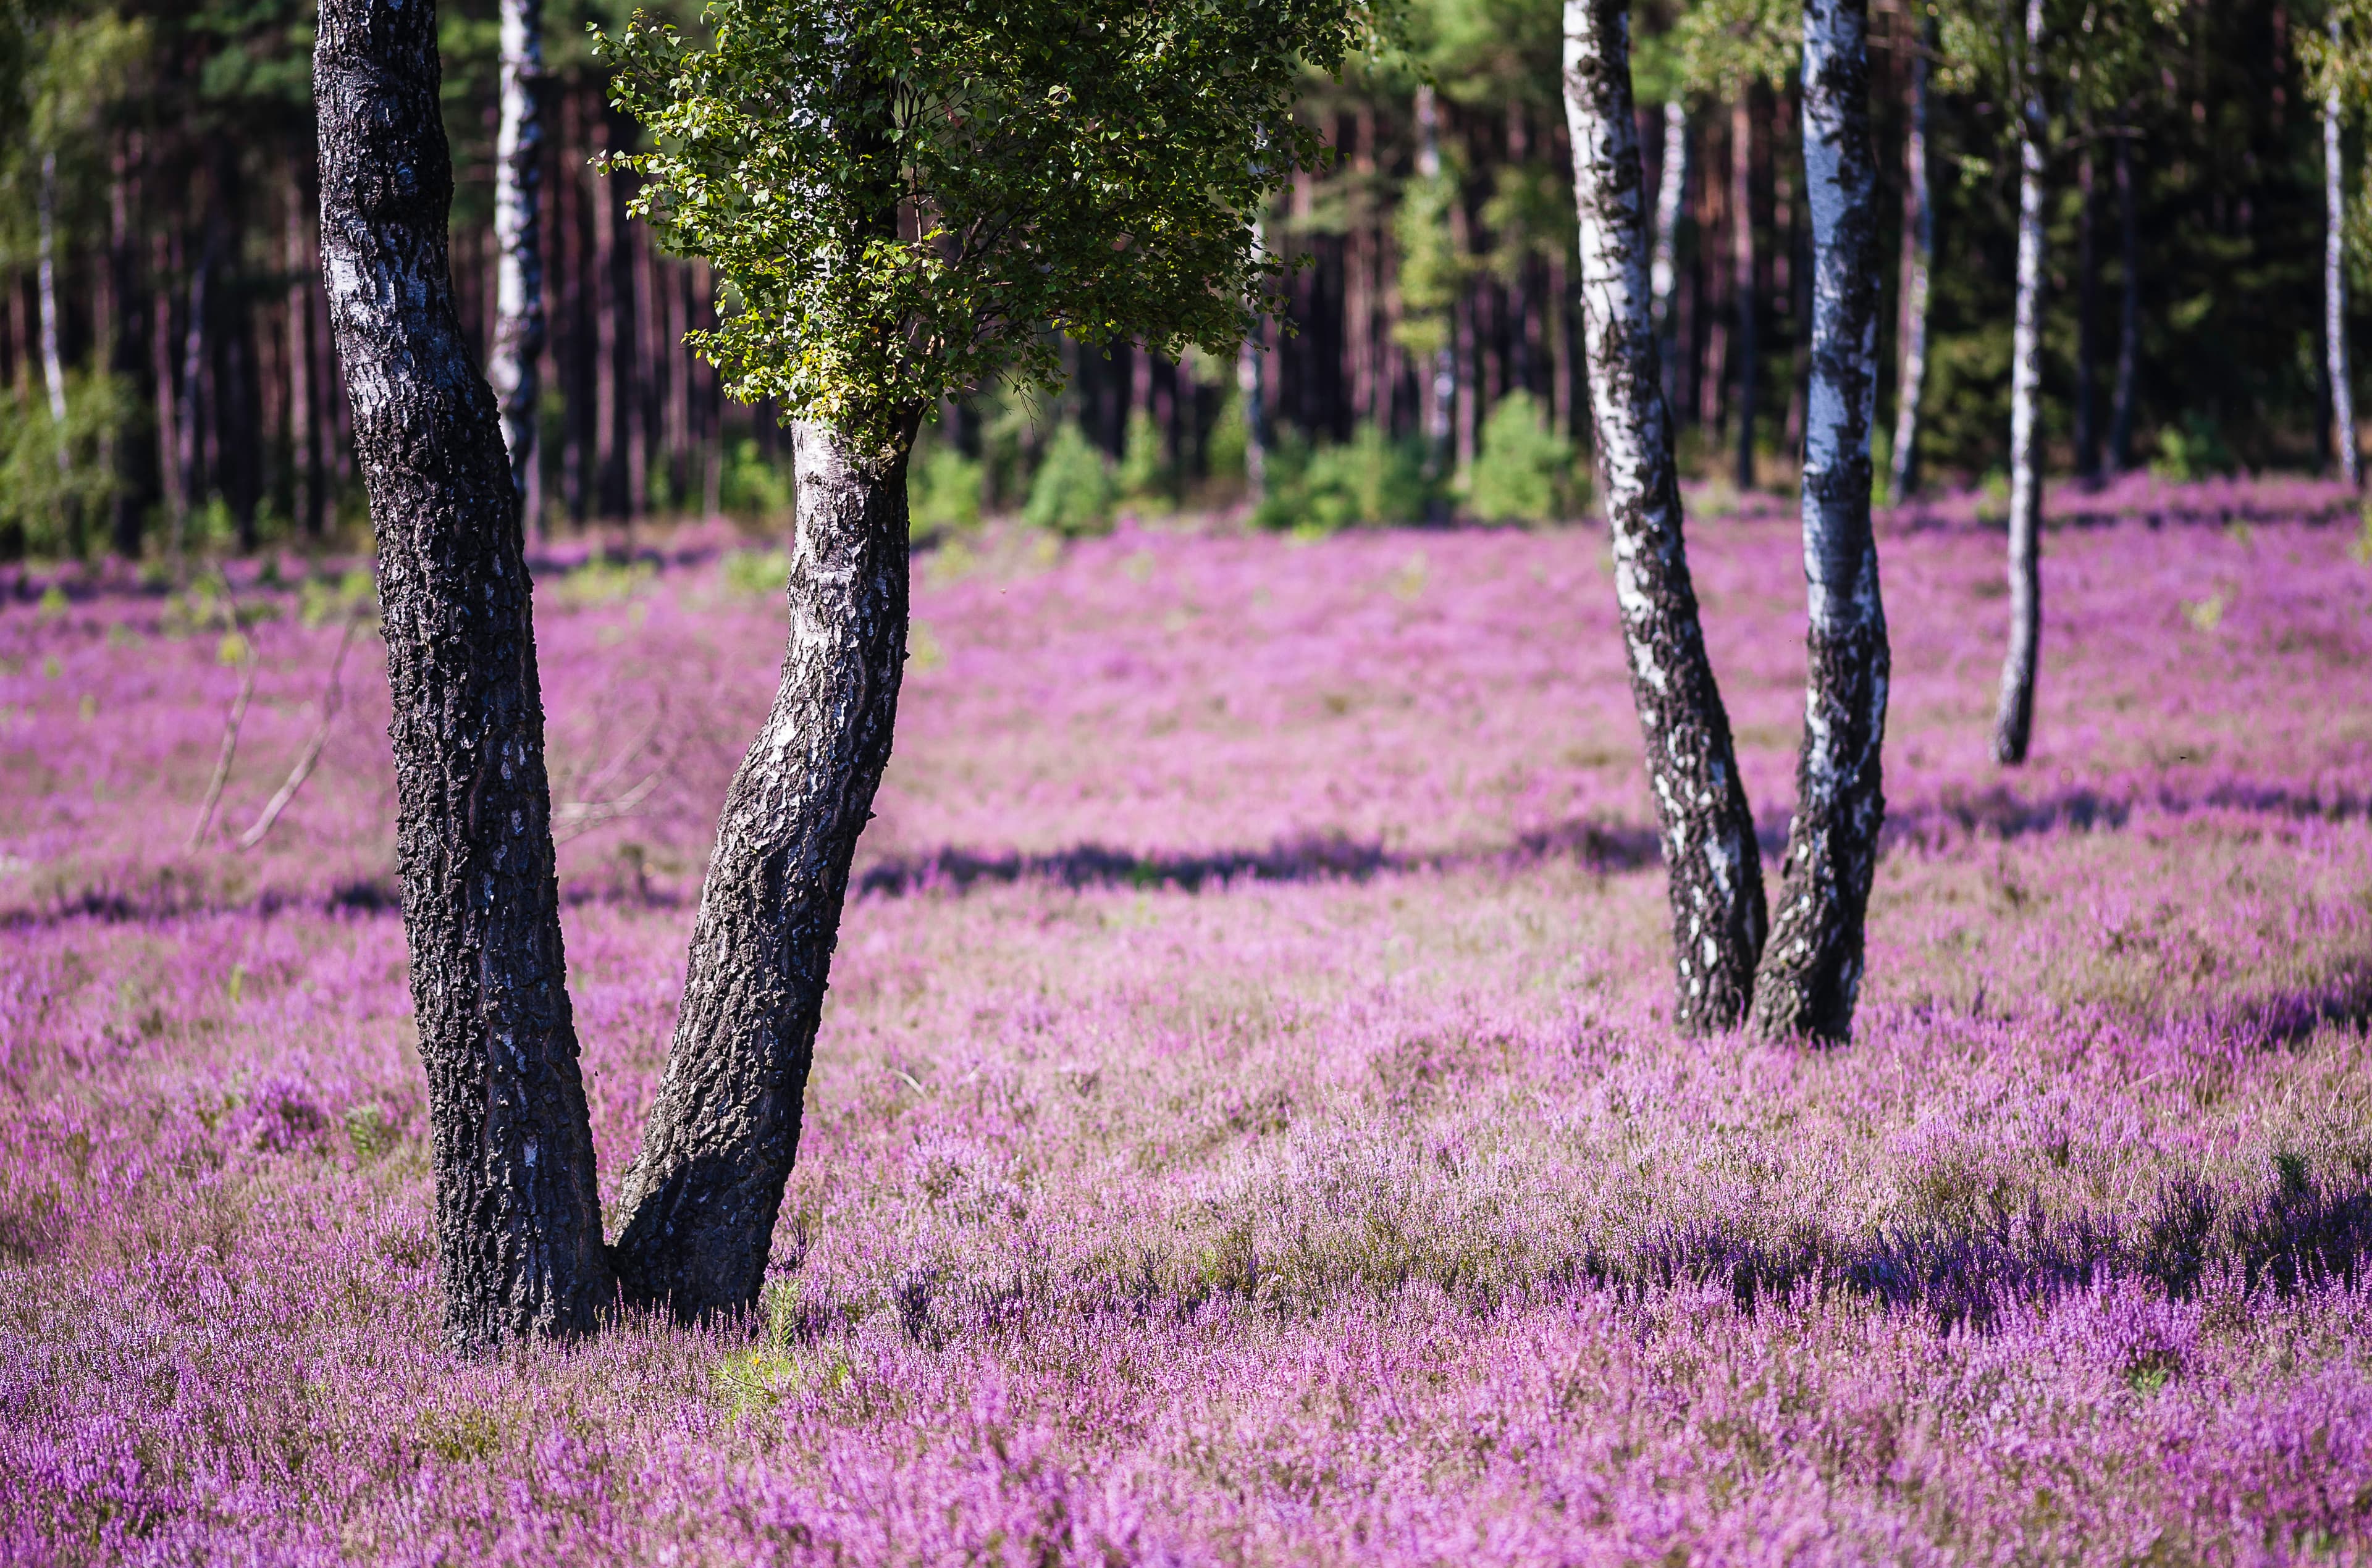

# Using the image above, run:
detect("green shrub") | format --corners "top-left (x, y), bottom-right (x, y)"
top-left (719, 438), bottom-right (794, 522)
top-left (1117, 409), bottom-right (1171, 511)
top-left (0, 374), bottom-right (133, 560)
top-left (1024, 422), bottom-right (1116, 536)
top-left (910, 445), bottom-right (984, 533)
top-left (1466, 392), bottom-right (1579, 524)
top-left (1205, 391), bottom-right (1248, 488)
top-left (1252, 424), bottom-right (1429, 534)
top-left (2149, 414), bottom-right (2235, 482)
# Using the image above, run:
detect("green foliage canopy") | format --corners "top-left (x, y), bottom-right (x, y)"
top-left (600, 0), bottom-right (1357, 454)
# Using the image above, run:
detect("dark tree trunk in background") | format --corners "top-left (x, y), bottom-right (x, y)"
top-left (315, 0), bottom-right (612, 1351)
top-left (1730, 94), bottom-right (1758, 492)
top-left (1994, 0), bottom-right (2046, 766)
top-left (1888, 10), bottom-right (1933, 501)
top-left (2074, 141), bottom-right (2101, 483)
top-left (1752, 0), bottom-right (1888, 1043)
top-left (611, 417), bottom-right (913, 1320)
top-left (1563, 0), bottom-right (1767, 1033)
top-left (2108, 133), bottom-right (2139, 472)
top-left (489, 0), bottom-right (547, 501)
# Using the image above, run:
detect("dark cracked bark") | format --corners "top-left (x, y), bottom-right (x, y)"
top-left (1562, 0), bottom-right (1767, 1033)
top-left (1750, 0), bottom-right (1890, 1044)
top-left (610, 419), bottom-right (912, 1320)
top-left (316, 0), bottom-right (612, 1351)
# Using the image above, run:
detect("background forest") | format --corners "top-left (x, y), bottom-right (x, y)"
top-left (0, 0), bottom-right (2351, 559)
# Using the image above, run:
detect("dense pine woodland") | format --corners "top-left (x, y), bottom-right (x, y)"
top-left (0, 0), bottom-right (2358, 558)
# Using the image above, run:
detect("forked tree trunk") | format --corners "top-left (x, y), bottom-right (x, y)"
top-left (1563, 0), bottom-right (1767, 1033)
top-left (1651, 99), bottom-right (1688, 409)
top-left (610, 418), bottom-right (912, 1320)
top-left (1751, 0), bottom-right (1888, 1043)
top-left (1887, 10), bottom-right (1934, 502)
top-left (2328, 19), bottom-right (2360, 489)
top-left (316, 0), bottom-right (612, 1350)
top-left (1993, 0), bottom-right (2046, 766)
top-left (489, 0), bottom-right (546, 497)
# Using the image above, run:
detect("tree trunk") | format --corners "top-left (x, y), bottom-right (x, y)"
top-left (1730, 94), bottom-right (1757, 492)
top-left (2072, 141), bottom-right (2101, 483)
top-left (1651, 99), bottom-right (1689, 411)
top-left (2328, 23), bottom-right (2360, 488)
top-left (151, 231), bottom-right (186, 543)
top-left (38, 152), bottom-right (70, 482)
top-left (315, 0), bottom-right (612, 1351)
top-left (1417, 84), bottom-right (1457, 482)
top-left (1993, 0), bottom-right (2046, 767)
top-left (1887, 10), bottom-right (1933, 501)
top-left (611, 417), bottom-right (912, 1320)
top-left (1239, 216), bottom-right (1271, 501)
top-left (1562, 0), bottom-right (1767, 1033)
top-left (489, 0), bottom-right (546, 498)
top-left (287, 159), bottom-right (322, 538)
top-left (1751, 0), bottom-right (1888, 1043)
top-left (2108, 132), bottom-right (2138, 472)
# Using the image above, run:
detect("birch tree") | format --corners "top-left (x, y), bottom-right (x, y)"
top-left (1563, 0), bottom-right (1767, 1033)
top-left (1749, 0), bottom-right (1886, 1041)
top-left (1991, 0), bottom-right (2046, 765)
top-left (600, 0), bottom-right (1351, 1320)
top-left (1651, 99), bottom-right (1689, 408)
top-left (316, 0), bottom-right (613, 1350)
top-left (486, 0), bottom-right (545, 498)
top-left (2313, 9), bottom-right (2362, 487)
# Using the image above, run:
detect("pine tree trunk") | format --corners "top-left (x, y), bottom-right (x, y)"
top-left (1652, 99), bottom-right (1688, 410)
top-left (1993, 0), bottom-right (2046, 767)
top-left (1751, 0), bottom-right (1888, 1043)
top-left (489, 0), bottom-right (545, 498)
top-left (151, 231), bottom-right (185, 541)
top-left (1730, 95), bottom-right (1757, 492)
top-left (2108, 133), bottom-right (2139, 472)
top-left (2328, 22), bottom-right (2360, 488)
top-left (287, 159), bottom-right (322, 538)
top-left (1563, 0), bottom-right (1767, 1033)
top-left (315, 0), bottom-right (612, 1351)
top-left (610, 417), bottom-right (913, 1320)
top-left (1887, 12), bottom-right (1933, 501)
top-left (2073, 141), bottom-right (2100, 483)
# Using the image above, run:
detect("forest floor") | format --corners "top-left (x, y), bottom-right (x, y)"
top-left (5, 475), bottom-right (2372, 1563)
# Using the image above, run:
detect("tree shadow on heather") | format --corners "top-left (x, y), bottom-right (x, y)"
top-left (1883, 778), bottom-right (2372, 852)
top-left (853, 820), bottom-right (1667, 898)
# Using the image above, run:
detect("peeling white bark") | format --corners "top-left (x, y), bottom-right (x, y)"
top-left (1750, 0), bottom-right (1888, 1042)
top-left (1563, 0), bottom-right (1765, 1032)
top-left (1651, 99), bottom-right (1688, 405)
top-left (1993, 0), bottom-right (2046, 766)
top-left (489, 0), bottom-right (545, 497)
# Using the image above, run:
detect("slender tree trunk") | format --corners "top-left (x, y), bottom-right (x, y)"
top-left (38, 153), bottom-right (70, 488)
top-left (1563, 0), bottom-right (1767, 1033)
top-left (152, 232), bottom-right (186, 545)
top-left (1238, 217), bottom-right (1271, 500)
top-left (1752, 0), bottom-right (1888, 1042)
top-left (1652, 99), bottom-right (1689, 411)
top-left (316, 0), bottom-right (612, 1350)
top-left (592, 105), bottom-right (621, 520)
top-left (109, 141), bottom-right (140, 558)
top-left (610, 417), bottom-right (913, 1320)
top-left (2108, 133), bottom-right (2139, 471)
top-left (1731, 94), bottom-right (1758, 492)
top-left (2328, 26), bottom-right (2360, 488)
top-left (2073, 141), bottom-right (2101, 483)
top-left (1888, 11), bottom-right (1933, 501)
top-left (1993, 0), bottom-right (2046, 766)
top-left (287, 161), bottom-right (322, 539)
top-left (489, 0), bottom-right (546, 499)
top-left (1417, 84), bottom-right (1457, 481)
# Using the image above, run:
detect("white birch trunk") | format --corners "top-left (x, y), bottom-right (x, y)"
top-left (489, 0), bottom-right (546, 498)
top-left (2328, 17), bottom-right (2360, 489)
top-left (38, 151), bottom-right (69, 476)
top-left (1416, 84), bottom-right (1457, 478)
top-left (1751, 0), bottom-right (1888, 1042)
top-left (1238, 216), bottom-right (1269, 500)
top-left (1562, 0), bottom-right (1767, 1033)
top-left (1993, 0), bottom-right (2046, 766)
top-left (1887, 12), bottom-right (1933, 502)
top-left (1651, 99), bottom-right (1688, 408)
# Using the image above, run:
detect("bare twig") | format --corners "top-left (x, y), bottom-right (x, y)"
top-left (185, 576), bottom-right (256, 852)
top-left (552, 766), bottom-right (664, 844)
top-left (236, 606), bottom-right (364, 852)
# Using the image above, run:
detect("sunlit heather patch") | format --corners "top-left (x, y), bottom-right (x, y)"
top-left (2, 482), bottom-right (2371, 1562)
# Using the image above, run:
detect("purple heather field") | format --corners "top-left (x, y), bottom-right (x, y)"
top-left (6, 472), bottom-right (2372, 1564)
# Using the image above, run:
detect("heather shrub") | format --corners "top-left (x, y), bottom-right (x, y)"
top-left (1024, 422), bottom-right (1116, 537)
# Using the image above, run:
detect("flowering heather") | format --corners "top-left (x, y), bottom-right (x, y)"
top-left (4, 479), bottom-right (2372, 1563)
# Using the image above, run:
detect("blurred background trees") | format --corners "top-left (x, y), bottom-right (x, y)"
top-left (0, 0), bottom-right (2359, 559)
